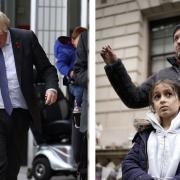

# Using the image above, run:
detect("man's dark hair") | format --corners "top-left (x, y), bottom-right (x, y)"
top-left (173, 24), bottom-right (180, 38)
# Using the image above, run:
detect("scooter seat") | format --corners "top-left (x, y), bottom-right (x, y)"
top-left (43, 120), bottom-right (71, 136)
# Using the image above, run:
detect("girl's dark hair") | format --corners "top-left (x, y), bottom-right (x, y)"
top-left (149, 79), bottom-right (180, 111)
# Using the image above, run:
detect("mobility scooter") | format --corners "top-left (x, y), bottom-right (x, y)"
top-left (28, 72), bottom-right (77, 180)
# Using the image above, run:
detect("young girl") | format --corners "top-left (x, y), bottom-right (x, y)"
top-left (122, 79), bottom-right (180, 180)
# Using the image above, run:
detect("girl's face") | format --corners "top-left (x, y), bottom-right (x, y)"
top-left (152, 83), bottom-right (180, 121)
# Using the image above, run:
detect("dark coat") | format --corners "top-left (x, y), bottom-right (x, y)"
top-left (74, 31), bottom-right (88, 89)
top-left (9, 28), bottom-right (59, 129)
top-left (104, 57), bottom-right (180, 108)
top-left (72, 32), bottom-right (88, 178)
top-left (122, 128), bottom-right (180, 180)
top-left (74, 31), bottom-right (88, 132)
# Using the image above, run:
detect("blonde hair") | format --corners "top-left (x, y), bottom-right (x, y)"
top-left (0, 11), bottom-right (10, 33)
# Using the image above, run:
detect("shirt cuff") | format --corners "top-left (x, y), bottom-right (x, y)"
top-left (46, 88), bottom-right (57, 94)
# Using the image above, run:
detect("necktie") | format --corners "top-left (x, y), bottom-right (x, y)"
top-left (0, 48), bottom-right (13, 115)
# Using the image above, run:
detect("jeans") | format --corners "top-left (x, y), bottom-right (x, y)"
top-left (68, 84), bottom-right (83, 106)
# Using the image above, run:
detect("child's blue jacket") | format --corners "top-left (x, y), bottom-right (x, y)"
top-left (54, 36), bottom-right (76, 76)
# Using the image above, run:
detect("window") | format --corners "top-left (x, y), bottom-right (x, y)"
top-left (149, 17), bottom-right (180, 75)
top-left (0, 0), bottom-right (5, 12)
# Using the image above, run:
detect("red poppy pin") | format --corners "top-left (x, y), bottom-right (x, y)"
top-left (15, 42), bottom-right (21, 49)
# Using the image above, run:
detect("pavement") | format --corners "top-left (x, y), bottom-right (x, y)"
top-left (18, 167), bottom-right (76, 180)
top-left (18, 167), bottom-right (28, 180)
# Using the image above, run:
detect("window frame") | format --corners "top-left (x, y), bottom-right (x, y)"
top-left (148, 16), bottom-right (180, 76)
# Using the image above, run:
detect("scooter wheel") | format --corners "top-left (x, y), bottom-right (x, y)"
top-left (32, 157), bottom-right (52, 180)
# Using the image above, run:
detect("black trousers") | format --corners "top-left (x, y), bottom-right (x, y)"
top-left (79, 132), bottom-right (87, 180)
top-left (0, 109), bottom-right (30, 180)
top-left (72, 126), bottom-right (87, 180)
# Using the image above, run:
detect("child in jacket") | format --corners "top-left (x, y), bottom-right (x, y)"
top-left (122, 79), bottom-right (180, 180)
top-left (54, 27), bottom-right (87, 117)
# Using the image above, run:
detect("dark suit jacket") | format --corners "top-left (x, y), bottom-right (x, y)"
top-left (9, 28), bottom-right (59, 129)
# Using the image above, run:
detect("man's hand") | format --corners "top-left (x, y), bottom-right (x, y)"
top-left (100, 45), bottom-right (118, 65)
top-left (45, 89), bottom-right (58, 105)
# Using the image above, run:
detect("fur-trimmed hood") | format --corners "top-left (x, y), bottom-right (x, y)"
top-left (133, 118), bottom-right (152, 132)
top-left (134, 111), bottom-right (180, 133)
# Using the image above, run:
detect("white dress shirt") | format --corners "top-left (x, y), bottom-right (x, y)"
top-left (0, 31), bottom-right (28, 109)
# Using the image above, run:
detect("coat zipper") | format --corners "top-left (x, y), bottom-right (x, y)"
top-left (160, 134), bottom-right (166, 178)
top-left (140, 132), bottom-right (149, 171)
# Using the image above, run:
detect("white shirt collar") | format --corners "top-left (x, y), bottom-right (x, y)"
top-left (5, 30), bottom-right (11, 46)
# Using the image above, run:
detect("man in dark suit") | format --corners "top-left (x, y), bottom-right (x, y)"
top-left (0, 11), bottom-right (59, 180)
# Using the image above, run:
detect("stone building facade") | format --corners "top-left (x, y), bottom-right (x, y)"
top-left (96, 0), bottom-right (180, 147)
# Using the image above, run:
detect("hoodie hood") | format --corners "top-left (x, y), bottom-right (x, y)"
top-left (58, 36), bottom-right (71, 44)
top-left (146, 111), bottom-right (180, 133)
top-left (54, 36), bottom-right (75, 59)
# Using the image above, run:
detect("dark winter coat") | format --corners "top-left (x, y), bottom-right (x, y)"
top-left (74, 31), bottom-right (88, 132)
top-left (104, 57), bottom-right (180, 108)
top-left (122, 127), bottom-right (180, 180)
top-left (74, 31), bottom-right (88, 89)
